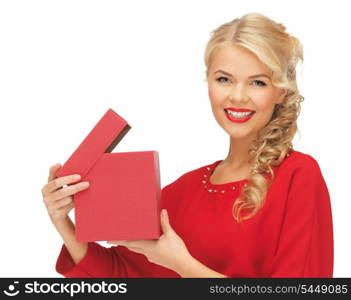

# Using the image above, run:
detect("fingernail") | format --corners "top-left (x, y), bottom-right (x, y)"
top-left (74, 174), bottom-right (81, 180)
top-left (81, 181), bottom-right (89, 186)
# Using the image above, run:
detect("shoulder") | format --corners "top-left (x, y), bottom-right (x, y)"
top-left (274, 150), bottom-right (328, 195)
top-left (277, 150), bottom-right (323, 177)
top-left (275, 151), bottom-right (331, 215)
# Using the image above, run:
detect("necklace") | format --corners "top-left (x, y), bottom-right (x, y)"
top-left (201, 160), bottom-right (248, 195)
top-left (202, 151), bottom-right (293, 194)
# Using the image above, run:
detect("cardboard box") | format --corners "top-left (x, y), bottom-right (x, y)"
top-left (55, 108), bottom-right (161, 242)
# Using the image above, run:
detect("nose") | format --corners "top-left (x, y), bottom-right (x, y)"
top-left (228, 84), bottom-right (249, 103)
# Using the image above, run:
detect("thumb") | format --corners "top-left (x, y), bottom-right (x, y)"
top-left (48, 163), bottom-right (61, 182)
top-left (160, 209), bottom-right (172, 233)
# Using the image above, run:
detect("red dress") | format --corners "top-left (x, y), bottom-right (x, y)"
top-left (55, 150), bottom-right (334, 277)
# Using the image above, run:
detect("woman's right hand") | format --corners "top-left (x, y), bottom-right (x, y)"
top-left (41, 163), bottom-right (90, 224)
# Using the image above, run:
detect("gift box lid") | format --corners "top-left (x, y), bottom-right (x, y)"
top-left (55, 108), bottom-right (131, 179)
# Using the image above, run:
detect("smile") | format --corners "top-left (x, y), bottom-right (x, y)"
top-left (224, 109), bottom-right (256, 123)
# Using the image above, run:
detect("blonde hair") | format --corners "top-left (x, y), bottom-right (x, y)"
top-left (204, 13), bottom-right (304, 223)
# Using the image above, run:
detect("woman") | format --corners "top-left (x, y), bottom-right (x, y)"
top-left (42, 12), bottom-right (333, 278)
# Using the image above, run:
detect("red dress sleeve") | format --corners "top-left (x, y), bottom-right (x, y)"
top-left (55, 178), bottom-right (184, 278)
top-left (56, 242), bottom-right (127, 277)
top-left (269, 155), bottom-right (334, 277)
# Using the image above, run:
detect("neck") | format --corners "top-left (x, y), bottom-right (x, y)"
top-left (223, 134), bottom-right (256, 171)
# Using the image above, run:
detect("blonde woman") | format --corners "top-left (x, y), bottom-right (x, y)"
top-left (43, 12), bottom-right (333, 278)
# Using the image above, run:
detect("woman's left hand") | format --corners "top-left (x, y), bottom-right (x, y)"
top-left (107, 209), bottom-right (192, 273)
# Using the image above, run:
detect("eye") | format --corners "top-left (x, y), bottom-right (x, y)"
top-left (216, 76), bottom-right (230, 83)
top-left (252, 80), bottom-right (267, 87)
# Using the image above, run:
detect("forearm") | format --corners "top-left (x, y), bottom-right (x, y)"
top-left (176, 255), bottom-right (227, 278)
top-left (52, 217), bottom-right (88, 265)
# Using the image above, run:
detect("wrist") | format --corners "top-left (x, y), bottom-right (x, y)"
top-left (51, 216), bottom-right (72, 227)
top-left (175, 253), bottom-right (196, 277)
top-left (174, 253), bottom-right (227, 278)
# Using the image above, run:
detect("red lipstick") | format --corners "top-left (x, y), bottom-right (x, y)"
top-left (224, 108), bottom-right (256, 123)
top-left (225, 107), bottom-right (256, 112)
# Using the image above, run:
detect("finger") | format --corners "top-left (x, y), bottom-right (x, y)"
top-left (125, 240), bottom-right (154, 249)
top-left (106, 242), bottom-right (144, 253)
top-left (49, 181), bottom-right (89, 202)
top-left (107, 240), bottom-right (140, 249)
top-left (44, 174), bottom-right (83, 195)
top-left (107, 240), bottom-right (126, 245)
top-left (51, 202), bottom-right (74, 219)
top-left (42, 163), bottom-right (63, 196)
top-left (125, 247), bottom-right (144, 254)
top-left (48, 163), bottom-right (62, 182)
top-left (50, 196), bottom-right (73, 211)
top-left (160, 209), bottom-right (172, 233)
top-left (107, 240), bottom-right (134, 247)
top-left (56, 201), bottom-right (74, 214)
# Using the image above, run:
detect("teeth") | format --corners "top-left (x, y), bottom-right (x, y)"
top-left (226, 110), bottom-right (253, 118)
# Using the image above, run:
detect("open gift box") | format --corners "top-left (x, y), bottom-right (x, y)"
top-left (55, 108), bottom-right (161, 242)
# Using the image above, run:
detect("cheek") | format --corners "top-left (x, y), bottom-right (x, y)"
top-left (252, 97), bottom-right (277, 128)
top-left (208, 86), bottom-right (216, 101)
top-left (208, 86), bottom-right (225, 106)
top-left (252, 92), bottom-right (276, 112)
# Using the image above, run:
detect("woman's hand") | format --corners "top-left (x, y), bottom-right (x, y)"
top-left (107, 209), bottom-right (192, 273)
top-left (41, 163), bottom-right (90, 224)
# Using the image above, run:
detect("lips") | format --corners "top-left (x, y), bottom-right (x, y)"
top-left (225, 107), bottom-right (256, 113)
top-left (224, 108), bottom-right (256, 123)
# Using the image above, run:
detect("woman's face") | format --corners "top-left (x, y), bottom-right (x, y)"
top-left (207, 44), bottom-right (287, 140)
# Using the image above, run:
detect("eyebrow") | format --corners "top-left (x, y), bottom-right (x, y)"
top-left (214, 69), bottom-right (271, 79)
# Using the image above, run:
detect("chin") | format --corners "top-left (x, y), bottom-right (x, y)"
top-left (225, 129), bottom-right (252, 140)
top-left (222, 123), bottom-right (258, 139)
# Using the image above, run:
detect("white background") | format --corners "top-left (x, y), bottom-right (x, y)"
top-left (0, 0), bottom-right (350, 277)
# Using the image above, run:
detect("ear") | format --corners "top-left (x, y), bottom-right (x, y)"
top-left (276, 88), bottom-right (288, 104)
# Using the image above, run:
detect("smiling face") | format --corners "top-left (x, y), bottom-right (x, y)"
top-left (207, 44), bottom-right (287, 141)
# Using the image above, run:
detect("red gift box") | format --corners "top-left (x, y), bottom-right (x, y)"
top-left (55, 108), bottom-right (161, 242)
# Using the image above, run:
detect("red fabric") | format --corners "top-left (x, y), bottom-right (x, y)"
top-left (55, 150), bottom-right (334, 278)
